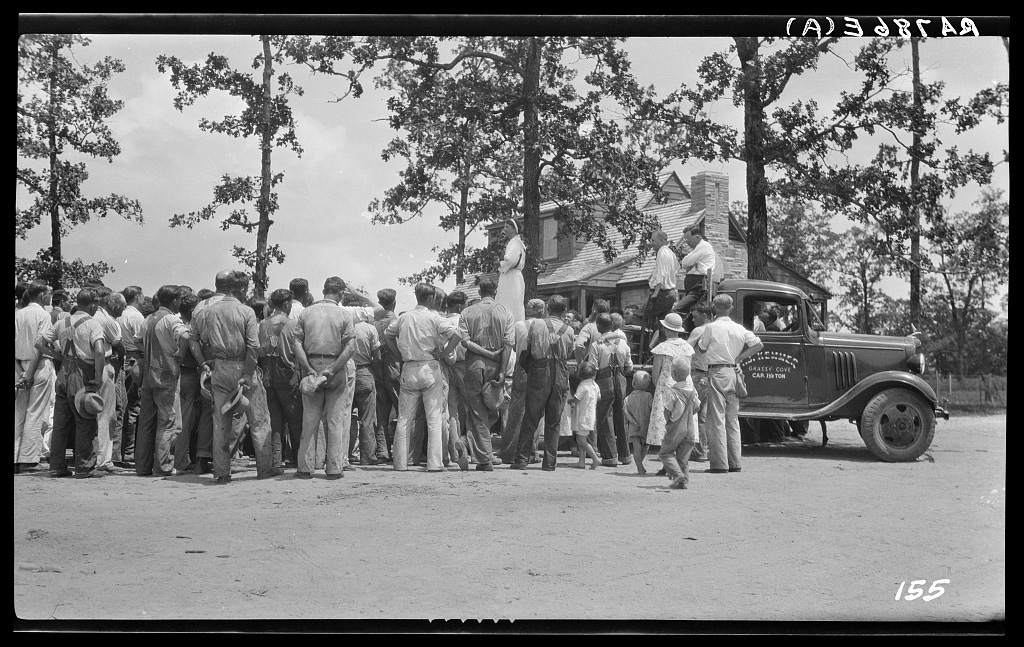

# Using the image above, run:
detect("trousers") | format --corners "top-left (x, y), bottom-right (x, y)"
top-left (14, 358), bottom-right (53, 464)
top-left (297, 357), bottom-right (349, 476)
top-left (499, 367), bottom-right (528, 463)
top-left (463, 354), bottom-right (500, 466)
top-left (135, 371), bottom-right (179, 476)
top-left (393, 359), bottom-right (445, 471)
top-left (352, 366), bottom-right (378, 464)
top-left (658, 422), bottom-right (695, 484)
top-left (49, 359), bottom-right (99, 476)
top-left (375, 373), bottom-right (400, 459)
top-left (516, 358), bottom-right (569, 470)
top-left (119, 368), bottom-right (141, 463)
top-left (94, 363), bottom-right (118, 468)
top-left (692, 369), bottom-right (709, 458)
top-left (706, 365), bottom-right (742, 471)
top-left (175, 366), bottom-right (202, 469)
top-left (209, 360), bottom-right (273, 478)
top-left (266, 375), bottom-right (302, 465)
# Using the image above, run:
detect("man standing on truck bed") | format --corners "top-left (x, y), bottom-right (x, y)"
top-left (647, 230), bottom-right (679, 345)
top-left (694, 294), bottom-right (763, 473)
top-left (676, 226), bottom-right (717, 331)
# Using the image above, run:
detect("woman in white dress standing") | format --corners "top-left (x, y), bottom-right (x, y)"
top-left (495, 218), bottom-right (526, 324)
top-left (647, 312), bottom-right (696, 464)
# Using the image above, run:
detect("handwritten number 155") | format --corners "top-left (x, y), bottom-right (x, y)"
top-left (895, 579), bottom-right (949, 601)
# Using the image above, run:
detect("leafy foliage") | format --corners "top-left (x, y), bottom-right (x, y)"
top-left (17, 34), bottom-right (142, 290)
top-left (292, 36), bottom-right (664, 297)
top-left (156, 35), bottom-right (303, 296)
top-left (733, 198), bottom-right (841, 289)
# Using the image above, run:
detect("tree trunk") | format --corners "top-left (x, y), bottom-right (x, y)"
top-left (47, 39), bottom-right (62, 292)
top-left (456, 155), bottom-right (470, 286)
top-left (735, 37), bottom-right (770, 281)
top-left (254, 35), bottom-right (274, 298)
top-left (520, 36), bottom-right (542, 301)
top-left (908, 38), bottom-right (923, 328)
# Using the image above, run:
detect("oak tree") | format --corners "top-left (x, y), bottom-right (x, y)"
top-left (17, 34), bottom-right (142, 290)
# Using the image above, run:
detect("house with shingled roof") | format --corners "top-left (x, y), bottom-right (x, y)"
top-left (454, 169), bottom-right (831, 318)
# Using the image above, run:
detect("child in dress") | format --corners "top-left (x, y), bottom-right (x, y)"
top-left (659, 355), bottom-right (700, 489)
top-left (624, 370), bottom-right (654, 475)
top-left (570, 361), bottom-right (601, 469)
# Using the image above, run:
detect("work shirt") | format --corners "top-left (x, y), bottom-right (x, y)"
top-left (351, 320), bottom-right (380, 367)
top-left (93, 307), bottom-right (123, 358)
top-left (687, 325), bottom-right (709, 371)
top-left (681, 239), bottom-right (716, 276)
top-left (15, 302), bottom-right (52, 361)
top-left (518, 316), bottom-right (574, 361)
top-left (258, 313), bottom-right (291, 359)
top-left (458, 297), bottom-right (513, 356)
top-left (118, 305), bottom-right (145, 354)
top-left (192, 296), bottom-right (259, 363)
top-left (288, 300), bottom-right (304, 321)
top-left (41, 312), bottom-right (105, 364)
top-left (649, 244), bottom-right (680, 290)
top-left (293, 299), bottom-right (355, 357)
top-left (586, 331), bottom-right (634, 374)
top-left (385, 305), bottom-right (458, 362)
top-left (696, 315), bottom-right (761, 366)
top-left (574, 321), bottom-right (599, 354)
top-left (137, 307), bottom-right (189, 378)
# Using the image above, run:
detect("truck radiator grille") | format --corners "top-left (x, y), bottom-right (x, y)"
top-left (832, 351), bottom-right (859, 391)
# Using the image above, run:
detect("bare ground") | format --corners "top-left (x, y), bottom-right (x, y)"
top-left (14, 414), bottom-right (1005, 625)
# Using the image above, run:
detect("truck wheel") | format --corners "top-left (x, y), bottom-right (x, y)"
top-left (860, 389), bottom-right (936, 462)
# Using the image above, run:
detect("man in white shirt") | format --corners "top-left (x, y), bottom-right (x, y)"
top-left (646, 229), bottom-right (679, 343)
top-left (15, 280), bottom-right (54, 472)
top-left (116, 285), bottom-right (146, 467)
top-left (676, 226), bottom-right (717, 329)
top-left (694, 294), bottom-right (763, 473)
top-left (92, 287), bottom-right (126, 471)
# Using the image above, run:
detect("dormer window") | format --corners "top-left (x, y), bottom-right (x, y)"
top-left (541, 217), bottom-right (558, 260)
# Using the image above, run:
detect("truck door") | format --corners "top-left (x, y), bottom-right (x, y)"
top-left (736, 292), bottom-right (809, 410)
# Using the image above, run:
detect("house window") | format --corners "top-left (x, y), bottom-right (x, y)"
top-left (541, 217), bottom-right (558, 260)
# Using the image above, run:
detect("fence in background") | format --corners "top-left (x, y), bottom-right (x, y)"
top-left (932, 373), bottom-right (1006, 412)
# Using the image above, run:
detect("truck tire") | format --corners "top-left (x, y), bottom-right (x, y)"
top-left (860, 388), bottom-right (936, 462)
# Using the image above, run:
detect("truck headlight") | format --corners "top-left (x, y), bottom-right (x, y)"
top-left (907, 352), bottom-right (925, 374)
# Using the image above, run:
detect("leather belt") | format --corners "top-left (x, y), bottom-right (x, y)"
top-left (355, 363), bottom-right (372, 369)
top-left (308, 353), bottom-right (338, 359)
top-left (708, 363), bottom-right (735, 369)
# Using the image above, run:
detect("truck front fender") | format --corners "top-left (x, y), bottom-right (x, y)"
top-left (741, 371), bottom-right (941, 421)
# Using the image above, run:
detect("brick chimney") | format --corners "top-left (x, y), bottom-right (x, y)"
top-left (689, 171), bottom-right (745, 280)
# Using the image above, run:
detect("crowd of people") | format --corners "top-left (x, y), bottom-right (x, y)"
top-left (14, 223), bottom-right (764, 490)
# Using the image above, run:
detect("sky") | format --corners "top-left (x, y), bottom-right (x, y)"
top-left (16, 20), bottom-right (1010, 314)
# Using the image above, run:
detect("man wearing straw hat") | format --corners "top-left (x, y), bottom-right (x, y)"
top-left (190, 271), bottom-right (274, 484)
top-left (29, 287), bottom-right (110, 478)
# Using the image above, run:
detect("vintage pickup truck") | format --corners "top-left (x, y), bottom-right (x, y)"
top-left (626, 279), bottom-right (949, 462)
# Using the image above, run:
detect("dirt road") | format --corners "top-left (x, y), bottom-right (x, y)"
top-left (14, 414), bottom-right (1005, 625)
